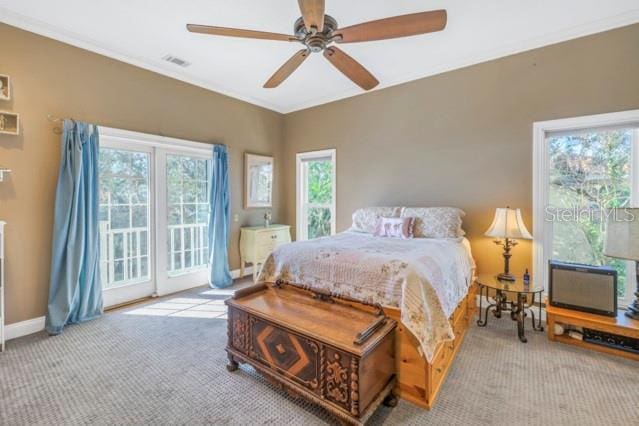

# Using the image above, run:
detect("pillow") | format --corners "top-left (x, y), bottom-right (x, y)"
top-left (374, 217), bottom-right (415, 239)
top-left (350, 207), bottom-right (402, 234)
top-left (401, 207), bottom-right (465, 238)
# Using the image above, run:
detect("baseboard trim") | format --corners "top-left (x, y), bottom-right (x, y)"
top-left (5, 267), bottom-right (254, 342)
top-left (5, 316), bottom-right (46, 341)
top-left (232, 266), bottom-right (253, 279)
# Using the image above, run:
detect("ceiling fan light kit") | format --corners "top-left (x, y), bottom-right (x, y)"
top-left (187, 1), bottom-right (447, 90)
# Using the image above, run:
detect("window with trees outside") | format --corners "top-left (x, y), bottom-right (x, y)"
top-left (296, 149), bottom-right (336, 241)
top-left (545, 125), bottom-right (639, 305)
top-left (166, 155), bottom-right (210, 275)
top-left (99, 148), bottom-right (151, 288)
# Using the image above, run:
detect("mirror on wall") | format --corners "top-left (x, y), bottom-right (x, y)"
top-left (244, 153), bottom-right (273, 208)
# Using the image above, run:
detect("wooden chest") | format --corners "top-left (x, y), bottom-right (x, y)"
top-left (225, 283), bottom-right (397, 425)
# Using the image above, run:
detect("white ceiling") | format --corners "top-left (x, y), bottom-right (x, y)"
top-left (1, 1), bottom-right (638, 113)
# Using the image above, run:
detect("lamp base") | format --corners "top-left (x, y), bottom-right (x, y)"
top-left (497, 272), bottom-right (516, 282)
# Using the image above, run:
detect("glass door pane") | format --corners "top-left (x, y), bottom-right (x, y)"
top-left (99, 148), bottom-right (151, 288)
top-left (166, 154), bottom-right (210, 276)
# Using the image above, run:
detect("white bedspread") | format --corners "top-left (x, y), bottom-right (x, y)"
top-left (257, 231), bottom-right (475, 362)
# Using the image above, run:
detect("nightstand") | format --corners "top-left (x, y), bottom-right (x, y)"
top-left (476, 274), bottom-right (544, 343)
top-left (239, 225), bottom-right (291, 282)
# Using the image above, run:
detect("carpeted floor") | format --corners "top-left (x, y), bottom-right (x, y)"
top-left (1, 279), bottom-right (638, 425)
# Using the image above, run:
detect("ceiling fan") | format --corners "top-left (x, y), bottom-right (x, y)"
top-left (187, 1), bottom-right (447, 91)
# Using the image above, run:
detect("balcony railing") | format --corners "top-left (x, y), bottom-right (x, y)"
top-left (99, 222), bottom-right (209, 288)
top-left (168, 223), bottom-right (208, 275)
top-left (99, 222), bottom-right (149, 288)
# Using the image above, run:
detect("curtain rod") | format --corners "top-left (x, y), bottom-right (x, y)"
top-left (48, 114), bottom-right (98, 135)
top-left (48, 114), bottom-right (70, 135)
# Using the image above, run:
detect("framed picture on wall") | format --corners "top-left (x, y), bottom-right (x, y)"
top-left (0, 111), bottom-right (19, 135)
top-left (244, 153), bottom-right (274, 208)
top-left (0, 75), bottom-right (10, 101)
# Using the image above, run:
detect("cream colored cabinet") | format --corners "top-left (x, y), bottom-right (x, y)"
top-left (240, 225), bottom-right (291, 282)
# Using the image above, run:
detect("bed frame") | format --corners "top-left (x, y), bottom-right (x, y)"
top-left (384, 282), bottom-right (477, 409)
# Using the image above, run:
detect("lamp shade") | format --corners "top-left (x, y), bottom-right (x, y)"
top-left (485, 208), bottom-right (532, 240)
top-left (604, 208), bottom-right (639, 261)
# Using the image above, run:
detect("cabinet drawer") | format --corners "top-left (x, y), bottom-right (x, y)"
top-left (430, 344), bottom-right (450, 392)
top-left (255, 230), bottom-right (289, 259)
top-left (256, 229), bottom-right (289, 244)
top-left (256, 242), bottom-right (277, 261)
top-left (452, 297), bottom-right (468, 326)
top-left (451, 314), bottom-right (466, 351)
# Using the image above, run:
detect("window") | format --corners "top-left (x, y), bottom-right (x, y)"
top-left (99, 148), bottom-right (151, 288)
top-left (166, 155), bottom-right (210, 275)
top-left (533, 110), bottom-right (639, 307)
top-left (296, 149), bottom-right (336, 241)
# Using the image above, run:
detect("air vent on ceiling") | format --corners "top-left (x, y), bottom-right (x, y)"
top-left (162, 55), bottom-right (191, 67)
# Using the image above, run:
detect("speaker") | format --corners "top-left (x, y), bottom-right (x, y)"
top-left (549, 260), bottom-right (617, 317)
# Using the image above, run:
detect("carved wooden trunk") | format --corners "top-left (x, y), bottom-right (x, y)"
top-left (226, 284), bottom-right (397, 425)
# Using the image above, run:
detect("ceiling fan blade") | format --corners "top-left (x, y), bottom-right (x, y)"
top-left (334, 10), bottom-right (447, 43)
top-left (323, 47), bottom-right (379, 91)
top-left (298, 0), bottom-right (325, 32)
top-left (263, 49), bottom-right (310, 88)
top-left (187, 24), bottom-right (295, 42)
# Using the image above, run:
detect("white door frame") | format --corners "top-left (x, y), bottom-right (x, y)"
top-left (99, 137), bottom-right (156, 308)
top-left (296, 149), bottom-right (336, 241)
top-left (99, 127), bottom-right (214, 306)
top-left (532, 109), bottom-right (639, 304)
top-left (155, 148), bottom-right (212, 296)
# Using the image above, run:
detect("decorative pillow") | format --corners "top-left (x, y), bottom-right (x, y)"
top-left (401, 207), bottom-right (465, 238)
top-left (350, 207), bottom-right (402, 234)
top-left (374, 217), bottom-right (415, 239)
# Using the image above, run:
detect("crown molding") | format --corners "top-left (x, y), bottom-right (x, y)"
top-left (2, 6), bottom-right (638, 114)
top-left (281, 9), bottom-right (639, 113)
top-left (0, 7), bottom-right (287, 114)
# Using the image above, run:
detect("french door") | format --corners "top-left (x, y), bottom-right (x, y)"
top-left (99, 128), bottom-right (212, 308)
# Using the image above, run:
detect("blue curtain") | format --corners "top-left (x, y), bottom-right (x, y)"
top-left (45, 120), bottom-right (102, 335)
top-left (208, 144), bottom-right (232, 288)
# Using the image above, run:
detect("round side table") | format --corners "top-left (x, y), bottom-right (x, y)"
top-left (476, 274), bottom-right (544, 343)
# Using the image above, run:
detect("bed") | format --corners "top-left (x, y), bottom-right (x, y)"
top-left (257, 209), bottom-right (476, 409)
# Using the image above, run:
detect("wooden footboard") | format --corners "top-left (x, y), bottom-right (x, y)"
top-left (384, 283), bottom-right (478, 409)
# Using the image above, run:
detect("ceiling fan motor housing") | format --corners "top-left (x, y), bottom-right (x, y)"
top-left (294, 15), bottom-right (338, 52)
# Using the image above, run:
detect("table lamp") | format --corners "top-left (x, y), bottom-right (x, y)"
top-left (604, 208), bottom-right (639, 319)
top-left (485, 207), bottom-right (532, 281)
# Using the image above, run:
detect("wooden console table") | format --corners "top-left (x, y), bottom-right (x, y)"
top-left (546, 301), bottom-right (639, 361)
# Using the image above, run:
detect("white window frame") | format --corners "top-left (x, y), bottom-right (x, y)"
top-left (99, 127), bottom-right (214, 306)
top-left (296, 149), bottom-right (336, 241)
top-left (533, 109), bottom-right (639, 308)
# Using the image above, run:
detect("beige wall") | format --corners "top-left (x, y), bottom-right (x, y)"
top-left (2, 22), bottom-right (639, 326)
top-left (283, 24), bottom-right (639, 277)
top-left (0, 24), bottom-right (285, 324)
